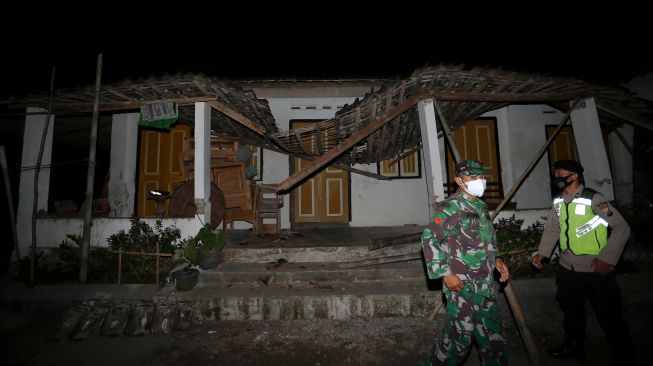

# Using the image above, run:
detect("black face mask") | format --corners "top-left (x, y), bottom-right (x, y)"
top-left (553, 175), bottom-right (574, 190)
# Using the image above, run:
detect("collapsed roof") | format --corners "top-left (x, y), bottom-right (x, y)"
top-left (3, 65), bottom-right (652, 169)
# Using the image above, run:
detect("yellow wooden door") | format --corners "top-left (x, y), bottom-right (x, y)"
top-left (446, 119), bottom-right (501, 202)
top-left (292, 121), bottom-right (350, 223)
top-left (137, 124), bottom-right (191, 217)
top-left (546, 125), bottom-right (578, 172)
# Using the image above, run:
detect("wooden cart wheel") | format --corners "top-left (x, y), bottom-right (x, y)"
top-left (168, 181), bottom-right (225, 229)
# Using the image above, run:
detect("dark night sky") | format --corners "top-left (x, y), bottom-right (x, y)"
top-left (2, 7), bottom-right (652, 96)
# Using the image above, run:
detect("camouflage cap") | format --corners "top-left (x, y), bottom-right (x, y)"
top-left (455, 160), bottom-right (486, 176)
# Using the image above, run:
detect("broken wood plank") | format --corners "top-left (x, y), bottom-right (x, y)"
top-left (338, 252), bottom-right (421, 268)
top-left (368, 232), bottom-right (421, 250)
top-left (207, 100), bottom-right (267, 136)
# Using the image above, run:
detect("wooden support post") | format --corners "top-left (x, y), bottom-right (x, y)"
top-left (613, 128), bottom-right (633, 155)
top-left (80, 54), bottom-right (103, 283)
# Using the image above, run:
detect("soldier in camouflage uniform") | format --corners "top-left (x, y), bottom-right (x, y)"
top-left (421, 160), bottom-right (510, 366)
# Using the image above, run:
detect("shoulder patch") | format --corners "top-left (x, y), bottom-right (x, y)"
top-left (433, 211), bottom-right (447, 224)
top-left (596, 201), bottom-right (613, 216)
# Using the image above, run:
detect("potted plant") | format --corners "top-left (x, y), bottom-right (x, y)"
top-left (183, 224), bottom-right (224, 270)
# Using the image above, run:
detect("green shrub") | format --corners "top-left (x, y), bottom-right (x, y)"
top-left (13, 234), bottom-right (117, 284)
top-left (106, 217), bottom-right (183, 283)
top-left (494, 214), bottom-right (553, 278)
top-left (183, 224), bottom-right (224, 265)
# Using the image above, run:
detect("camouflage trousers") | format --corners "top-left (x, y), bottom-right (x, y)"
top-left (432, 286), bottom-right (507, 366)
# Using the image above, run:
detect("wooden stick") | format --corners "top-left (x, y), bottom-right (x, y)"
top-left (155, 242), bottom-right (160, 286)
top-left (338, 252), bottom-right (421, 268)
top-left (80, 54), bottom-right (103, 283)
top-left (117, 249), bottom-right (122, 284)
top-left (368, 232), bottom-right (421, 250)
top-left (505, 282), bottom-right (544, 366)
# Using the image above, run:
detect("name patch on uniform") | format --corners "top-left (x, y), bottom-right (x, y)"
top-left (575, 204), bottom-right (586, 215)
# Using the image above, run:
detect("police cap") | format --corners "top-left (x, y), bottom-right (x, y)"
top-left (553, 159), bottom-right (584, 174)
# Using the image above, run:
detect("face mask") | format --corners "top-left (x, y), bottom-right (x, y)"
top-left (553, 175), bottom-right (573, 190)
top-left (464, 179), bottom-right (487, 197)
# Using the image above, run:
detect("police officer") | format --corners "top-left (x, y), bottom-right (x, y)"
top-left (422, 160), bottom-right (510, 366)
top-left (532, 159), bottom-right (632, 365)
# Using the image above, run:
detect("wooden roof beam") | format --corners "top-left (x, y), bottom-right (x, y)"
top-left (432, 90), bottom-right (592, 102)
top-left (207, 100), bottom-right (267, 136)
top-left (596, 105), bottom-right (653, 132)
top-left (276, 92), bottom-right (427, 193)
top-left (6, 96), bottom-right (217, 114)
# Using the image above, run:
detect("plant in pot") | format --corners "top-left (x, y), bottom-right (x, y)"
top-left (183, 224), bottom-right (224, 270)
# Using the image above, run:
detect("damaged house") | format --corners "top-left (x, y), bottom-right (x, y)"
top-left (4, 65), bottom-right (651, 272)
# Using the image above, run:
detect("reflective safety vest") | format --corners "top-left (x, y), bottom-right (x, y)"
top-left (553, 188), bottom-right (608, 255)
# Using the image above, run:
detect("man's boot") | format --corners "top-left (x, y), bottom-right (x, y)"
top-left (546, 340), bottom-right (587, 360)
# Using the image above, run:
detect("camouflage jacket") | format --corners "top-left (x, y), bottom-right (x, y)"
top-left (421, 192), bottom-right (500, 298)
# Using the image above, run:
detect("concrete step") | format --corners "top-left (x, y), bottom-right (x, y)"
top-left (219, 243), bottom-right (420, 263)
top-left (154, 280), bottom-right (442, 321)
top-left (200, 260), bottom-right (426, 285)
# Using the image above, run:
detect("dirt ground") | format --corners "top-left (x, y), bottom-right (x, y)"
top-left (2, 253), bottom-right (652, 366)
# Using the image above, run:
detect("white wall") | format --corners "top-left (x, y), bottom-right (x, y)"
top-left (497, 105), bottom-right (567, 209)
top-left (349, 163), bottom-right (430, 226)
top-left (17, 108), bottom-right (54, 258)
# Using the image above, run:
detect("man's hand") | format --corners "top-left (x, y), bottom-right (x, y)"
top-left (443, 274), bottom-right (464, 292)
top-left (495, 258), bottom-right (509, 282)
top-left (532, 254), bottom-right (545, 269)
top-left (592, 258), bottom-right (614, 276)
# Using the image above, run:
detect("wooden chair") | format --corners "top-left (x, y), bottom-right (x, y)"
top-left (254, 184), bottom-right (283, 236)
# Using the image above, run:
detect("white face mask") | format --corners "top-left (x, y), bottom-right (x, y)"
top-left (464, 179), bottom-right (487, 197)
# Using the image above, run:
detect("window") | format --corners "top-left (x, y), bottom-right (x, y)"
top-left (377, 150), bottom-right (421, 178)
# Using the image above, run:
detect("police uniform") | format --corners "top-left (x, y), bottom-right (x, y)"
top-left (421, 160), bottom-right (507, 366)
top-left (537, 161), bottom-right (632, 364)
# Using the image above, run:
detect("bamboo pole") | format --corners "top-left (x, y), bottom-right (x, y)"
top-left (0, 146), bottom-right (20, 262)
top-left (489, 100), bottom-right (580, 220)
top-left (112, 249), bottom-right (172, 285)
top-left (80, 54), bottom-right (103, 283)
top-left (30, 66), bottom-right (56, 288)
top-left (433, 99), bottom-right (461, 162)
